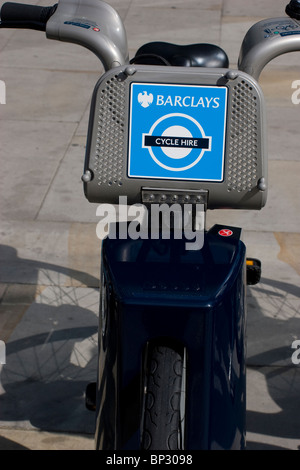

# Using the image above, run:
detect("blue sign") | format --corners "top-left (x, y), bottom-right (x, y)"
top-left (128, 83), bottom-right (227, 182)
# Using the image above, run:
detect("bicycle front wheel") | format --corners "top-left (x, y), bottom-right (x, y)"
top-left (141, 344), bottom-right (185, 450)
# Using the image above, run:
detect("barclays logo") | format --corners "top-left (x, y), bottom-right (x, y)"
top-left (138, 91), bottom-right (154, 108)
top-left (137, 89), bottom-right (220, 109)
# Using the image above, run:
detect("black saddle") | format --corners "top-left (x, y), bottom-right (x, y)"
top-left (131, 41), bottom-right (229, 68)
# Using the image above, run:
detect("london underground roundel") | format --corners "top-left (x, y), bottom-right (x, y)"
top-left (128, 83), bottom-right (227, 182)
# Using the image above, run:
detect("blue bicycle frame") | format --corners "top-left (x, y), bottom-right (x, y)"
top-left (96, 225), bottom-right (246, 450)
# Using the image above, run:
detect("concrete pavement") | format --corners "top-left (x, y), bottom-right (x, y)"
top-left (0, 0), bottom-right (300, 450)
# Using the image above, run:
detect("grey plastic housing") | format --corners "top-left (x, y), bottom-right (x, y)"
top-left (238, 16), bottom-right (300, 79)
top-left (83, 65), bottom-right (268, 210)
top-left (46, 0), bottom-right (128, 70)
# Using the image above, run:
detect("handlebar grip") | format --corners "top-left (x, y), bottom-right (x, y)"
top-left (0, 2), bottom-right (57, 31)
top-left (286, 0), bottom-right (300, 20)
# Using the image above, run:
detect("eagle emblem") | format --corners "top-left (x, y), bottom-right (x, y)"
top-left (138, 91), bottom-right (154, 108)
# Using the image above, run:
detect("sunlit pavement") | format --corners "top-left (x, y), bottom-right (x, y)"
top-left (0, 0), bottom-right (300, 450)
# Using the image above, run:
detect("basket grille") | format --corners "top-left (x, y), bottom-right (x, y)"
top-left (93, 75), bottom-right (126, 188)
top-left (227, 79), bottom-right (259, 192)
top-left (87, 68), bottom-right (265, 207)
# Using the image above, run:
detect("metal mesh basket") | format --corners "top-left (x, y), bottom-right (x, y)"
top-left (83, 65), bottom-right (267, 210)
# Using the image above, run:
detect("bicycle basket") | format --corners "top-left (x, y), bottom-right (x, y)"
top-left (83, 65), bottom-right (267, 210)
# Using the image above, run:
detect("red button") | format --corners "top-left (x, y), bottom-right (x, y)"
top-left (218, 229), bottom-right (233, 237)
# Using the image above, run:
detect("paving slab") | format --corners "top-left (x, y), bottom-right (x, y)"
top-left (0, 286), bottom-right (98, 433)
top-left (246, 367), bottom-right (300, 450)
top-left (223, 0), bottom-right (287, 18)
top-left (0, 220), bottom-right (101, 285)
top-left (36, 135), bottom-right (100, 223)
top-left (124, 4), bottom-right (223, 56)
top-left (0, 428), bottom-right (94, 450)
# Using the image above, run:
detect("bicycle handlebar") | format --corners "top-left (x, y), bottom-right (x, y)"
top-left (286, 0), bottom-right (300, 20)
top-left (0, 2), bottom-right (57, 31)
top-left (238, 13), bottom-right (300, 79)
top-left (1, 0), bottom-right (300, 76)
top-left (0, 0), bottom-right (129, 70)
top-left (46, 0), bottom-right (128, 70)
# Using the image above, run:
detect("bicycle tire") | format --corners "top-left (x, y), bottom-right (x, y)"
top-left (141, 344), bottom-right (184, 450)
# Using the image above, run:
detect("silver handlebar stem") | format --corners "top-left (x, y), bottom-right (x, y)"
top-left (238, 16), bottom-right (300, 80)
top-left (46, 0), bottom-right (129, 70)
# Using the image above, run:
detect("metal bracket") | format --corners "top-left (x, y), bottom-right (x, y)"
top-left (141, 188), bottom-right (208, 232)
top-left (142, 188), bottom-right (208, 207)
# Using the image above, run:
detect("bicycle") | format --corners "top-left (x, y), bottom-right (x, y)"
top-left (1, 0), bottom-right (299, 451)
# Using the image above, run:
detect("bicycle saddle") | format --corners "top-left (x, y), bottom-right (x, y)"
top-left (131, 41), bottom-right (229, 67)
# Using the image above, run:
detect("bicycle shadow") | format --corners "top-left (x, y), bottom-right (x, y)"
top-left (245, 277), bottom-right (300, 450)
top-left (0, 244), bottom-right (99, 436)
top-left (1, 245), bottom-right (299, 448)
top-left (0, 435), bottom-right (28, 450)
